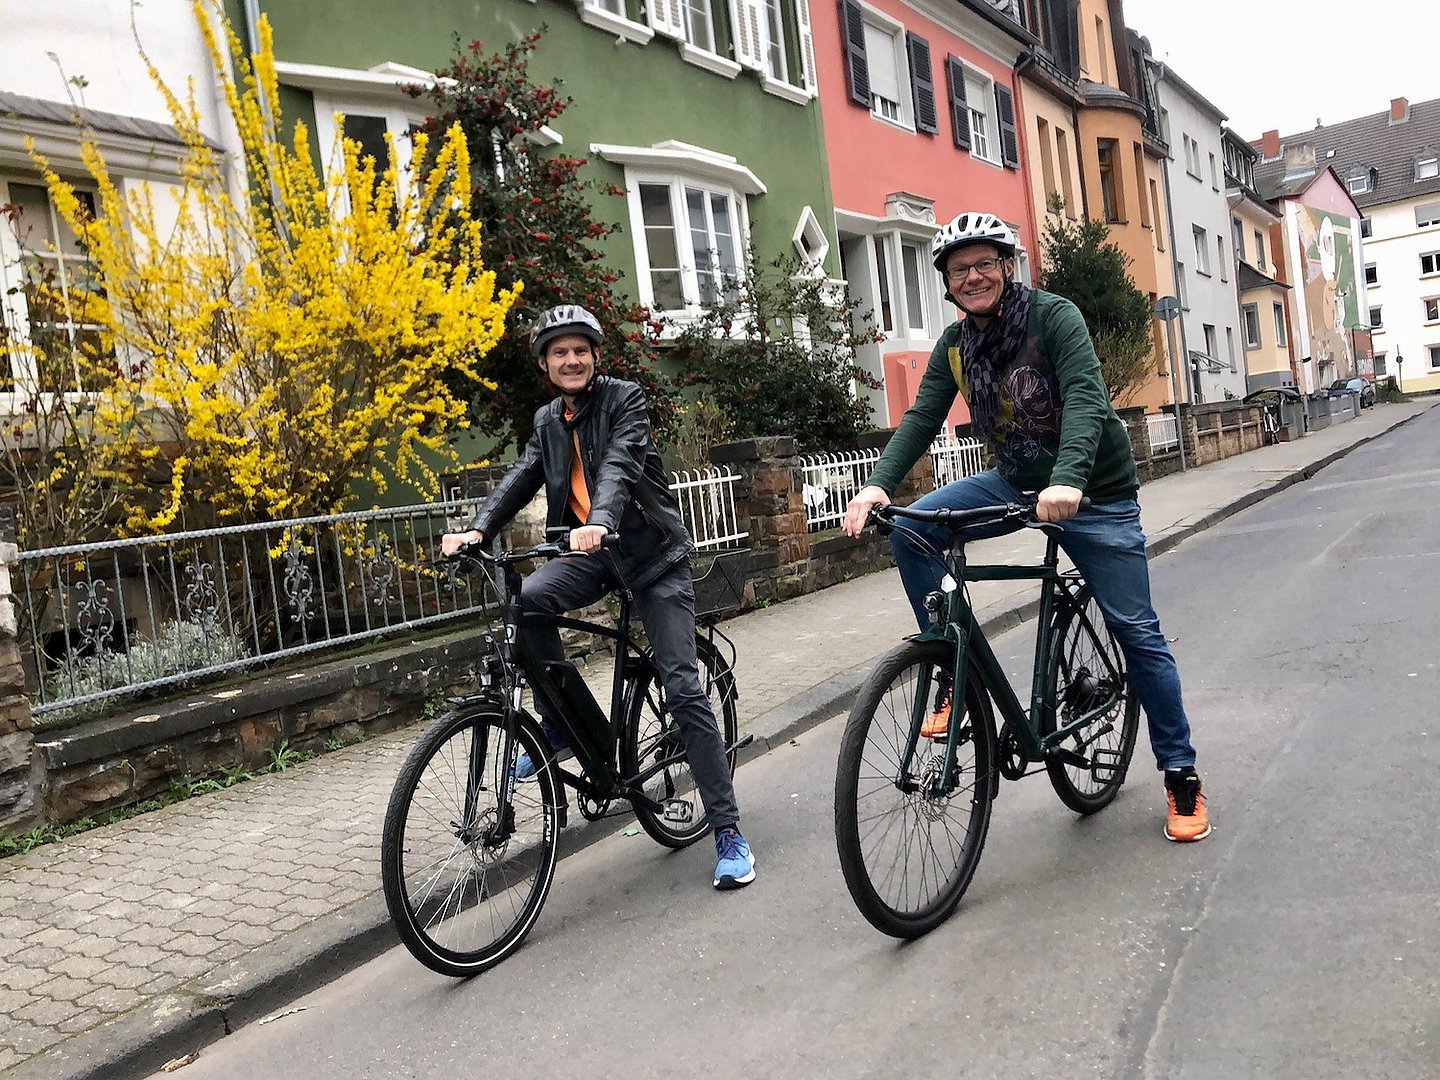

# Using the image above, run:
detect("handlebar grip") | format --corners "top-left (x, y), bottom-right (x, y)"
top-left (1078, 496), bottom-right (1092, 511)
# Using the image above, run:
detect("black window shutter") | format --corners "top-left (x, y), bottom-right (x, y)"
top-left (994, 82), bottom-right (1020, 168)
top-left (945, 55), bottom-right (971, 150)
top-left (907, 32), bottom-right (938, 135)
top-left (840, 0), bottom-right (871, 108)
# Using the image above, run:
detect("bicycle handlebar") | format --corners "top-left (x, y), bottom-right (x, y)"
top-left (451, 531), bottom-right (621, 566)
top-left (871, 496), bottom-right (1091, 533)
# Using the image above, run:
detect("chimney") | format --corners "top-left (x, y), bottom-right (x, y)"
top-left (1282, 141), bottom-right (1316, 176)
top-left (1261, 129), bottom-right (1281, 159)
top-left (1390, 97), bottom-right (1410, 124)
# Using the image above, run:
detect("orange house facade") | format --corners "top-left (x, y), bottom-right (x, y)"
top-left (811, 0), bottom-right (1041, 429)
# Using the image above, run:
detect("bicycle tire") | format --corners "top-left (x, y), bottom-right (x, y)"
top-left (381, 705), bottom-right (560, 977)
top-left (1043, 585), bottom-right (1140, 814)
top-left (620, 635), bottom-right (738, 849)
top-left (834, 638), bottom-right (996, 939)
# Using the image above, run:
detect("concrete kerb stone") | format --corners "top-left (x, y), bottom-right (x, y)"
top-left (14, 401), bottom-right (1429, 1080)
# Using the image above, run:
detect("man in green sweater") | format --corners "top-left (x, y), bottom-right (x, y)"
top-left (842, 211), bottom-right (1209, 843)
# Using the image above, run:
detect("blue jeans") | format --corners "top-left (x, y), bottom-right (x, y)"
top-left (889, 470), bottom-right (1197, 773)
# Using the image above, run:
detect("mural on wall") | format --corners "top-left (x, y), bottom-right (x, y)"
top-left (1296, 206), bottom-right (1358, 382)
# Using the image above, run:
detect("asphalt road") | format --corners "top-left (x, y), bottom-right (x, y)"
top-left (152, 410), bottom-right (1440, 1080)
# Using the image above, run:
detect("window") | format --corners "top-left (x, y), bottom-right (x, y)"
top-left (1369, 305), bottom-right (1383, 330)
top-left (872, 234), bottom-right (895, 333)
top-left (1056, 129), bottom-right (1076, 216)
top-left (1417, 153), bottom-right (1440, 181)
top-left (1203, 323), bottom-right (1218, 362)
top-left (681, 0), bottom-right (715, 52)
top-left (1209, 152), bottom-right (1219, 191)
top-left (1365, 263), bottom-right (1379, 286)
top-left (1218, 236), bottom-right (1228, 281)
top-left (1233, 216), bottom-right (1246, 261)
top-left (1193, 225), bottom-right (1210, 274)
top-left (1347, 173), bottom-right (1371, 195)
top-left (1177, 263), bottom-right (1188, 309)
top-left (1254, 229), bottom-right (1265, 269)
top-left (585, 0), bottom-right (626, 15)
top-left (1134, 143), bottom-right (1149, 227)
top-left (1424, 297), bottom-right (1440, 323)
top-left (631, 178), bottom-right (745, 314)
top-left (762, 0), bottom-right (788, 82)
top-left (1374, 351), bottom-right (1386, 377)
top-left (1149, 180), bottom-right (1164, 250)
top-left (967, 77), bottom-right (992, 160)
top-left (1274, 302), bottom-right (1286, 346)
top-left (1360, 217), bottom-right (1373, 238)
top-left (1097, 139), bottom-right (1121, 222)
top-left (863, 21), bottom-right (906, 124)
top-left (1422, 251), bottom-right (1440, 275)
top-left (312, 98), bottom-right (426, 195)
top-left (1242, 303), bottom-right (1262, 349)
top-left (0, 177), bottom-right (108, 391)
top-left (1430, 345), bottom-right (1440, 371)
top-left (1037, 117), bottom-right (1057, 198)
top-left (1417, 202), bottom-right (1440, 229)
top-left (900, 238), bottom-right (929, 333)
top-left (1226, 326), bottom-right (1237, 370)
top-left (1094, 15), bottom-right (1109, 83)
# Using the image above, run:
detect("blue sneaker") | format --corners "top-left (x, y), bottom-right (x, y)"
top-left (514, 721), bottom-right (570, 781)
top-left (713, 827), bottom-right (756, 890)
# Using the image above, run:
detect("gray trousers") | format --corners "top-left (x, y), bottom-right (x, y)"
top-left (519, 554), bottom-right (741, 830)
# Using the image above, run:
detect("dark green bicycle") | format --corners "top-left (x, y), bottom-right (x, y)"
top-left (833, 499), bottom-right (1140, 938)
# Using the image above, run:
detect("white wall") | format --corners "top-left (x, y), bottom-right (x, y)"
top-left (0, 0), bottom-right (227, 144)
top-left (1362, 198), bottom-right (1440, 393)
top-left (1157, 79), bottom-right (1247, 403)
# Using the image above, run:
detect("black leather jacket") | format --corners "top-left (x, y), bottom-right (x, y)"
top-left (469, 376), bottom-right (694, 589)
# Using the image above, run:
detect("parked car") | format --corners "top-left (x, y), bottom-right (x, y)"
top-left (1327, 377), bottom-right (1375, 408)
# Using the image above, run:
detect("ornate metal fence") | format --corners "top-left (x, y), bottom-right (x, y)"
top-left (797, 449), bottom-right (882, 532)
top-left (16, 501), bottom-right (487, 718)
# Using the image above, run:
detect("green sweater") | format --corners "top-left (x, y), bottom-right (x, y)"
top-left (867, 289), bottom-right (1139, 504)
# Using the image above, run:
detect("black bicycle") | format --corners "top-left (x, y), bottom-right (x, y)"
top-left (834, 499), bottom-right (1140, 938)
top-left (380, 535), bottom-right (749, 976)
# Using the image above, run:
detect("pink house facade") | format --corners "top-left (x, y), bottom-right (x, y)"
top-left (811, 0), bottom-right (1040, 429)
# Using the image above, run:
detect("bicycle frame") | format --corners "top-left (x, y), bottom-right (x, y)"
top-left (899, 530), bottom-right (1127, 793)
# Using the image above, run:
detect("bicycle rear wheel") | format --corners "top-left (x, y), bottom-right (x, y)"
top-left (621, 635), bottom-right (738, 849)
top-left (381, 706), bottom-right (560, 977)
top-left (834, 638), bottom-right (996, 939)
top-left (1043, 586), bottom-right (1140, 814)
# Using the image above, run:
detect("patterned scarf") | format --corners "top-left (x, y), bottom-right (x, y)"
top-left (958, 280), bottom-right (1032, 445)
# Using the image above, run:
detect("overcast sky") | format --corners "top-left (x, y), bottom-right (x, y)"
top-left (1122, 0), bottom-right (1437, 139)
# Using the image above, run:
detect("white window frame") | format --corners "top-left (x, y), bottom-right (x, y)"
top-left (0, 173), bottom-right (107, 394)
top-left (1274, 302), bottom-right (1287, 346)
top-left (1424, 297), bottom-right (1440, 324)
top-left (1422, 250), bottom-right (1440, 276)
top-left (1416, 154), bottom-right (1440, 182)
top-left (577, 0), bottom-right (655, 45)
top-left (1430, 344), bottom-right (1440, 371)
top-left (1241, 303), bottom-right (1262, 349)
top-left (762, 0), bottom-right (789, 82)
top-left (1193, 225), bottom-right (1210, 275)
top-left (626, 175), bottom-right (748, 317)
top-left (964, 69), bottom-right (1001, 166)
top-left (1417, 202), bottom-right (1440, 229)
top-left (1218, 235), bottom-right (1228, 282)
top-left (1365, 263), bottom-right (1379, 286)
top-left (1346, 173), bottom-right (1370, 195)
top-left (860, 7), bottom-right (912, 132)
top-left (311, 92), bottom-right (431, 218)
top-left (1369, 305), bottom-right (1383, 331)
top-left (1254, 229), bottom-right (1266, 269)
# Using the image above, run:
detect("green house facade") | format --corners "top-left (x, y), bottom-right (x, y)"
top-left (236, 0), bottom-right (841, 317)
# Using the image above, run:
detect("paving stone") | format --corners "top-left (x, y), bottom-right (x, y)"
top-left (0, 986), bottom-right (38, 1017)
top-left (0, 963), bottom-right (50, 992)
top-left (42, 953), bottom-right (112, 982)
top-left (215, 921), bottom-right (276, 948)
top-left (91, 962), bottom-right (155, 990)
top-left (0, 1045), bottom-right (24, 1070)
top-left (76, 982), bottom-right (137, 1013)
top-left (3, 1017), bottom-right (65, 1055)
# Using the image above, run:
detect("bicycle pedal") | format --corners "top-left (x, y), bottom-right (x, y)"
top-left (1090, 748), bottom-right (1125, 784)
top-left (662, 799), bottom-right (697, 826)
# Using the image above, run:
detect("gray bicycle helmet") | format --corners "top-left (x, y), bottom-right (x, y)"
top-left (529, 304), bottom-right (604, 357)
top-left (930, 211), bottom-right (1019, 270)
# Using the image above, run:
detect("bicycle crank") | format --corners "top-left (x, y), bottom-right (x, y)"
top-left (998, 721), bottom-right (1028, 781)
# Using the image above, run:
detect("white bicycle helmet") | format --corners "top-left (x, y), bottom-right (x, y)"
top-left (529, 304), bottom-right (604, 357)
top-left (930, 211), bottom-right (1018, 270)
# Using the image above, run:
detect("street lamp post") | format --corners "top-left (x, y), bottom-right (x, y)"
top-left (1396, 350), bottom-right (1404, 393)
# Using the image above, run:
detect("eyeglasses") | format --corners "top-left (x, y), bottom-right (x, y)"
top-left (945, 257), bottom-right (1004, 280)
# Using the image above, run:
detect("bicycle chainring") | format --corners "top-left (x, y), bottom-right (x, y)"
top-left (997, 721), bottom-right (1028, 781)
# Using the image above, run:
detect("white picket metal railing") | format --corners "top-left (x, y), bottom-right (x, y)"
top-left (797, 449), bottom-right (882, 532)
top-left (929, 434), bottom-right (987, 487)
top-left (669, 466), bottom-right (748, 551)
top-left (1146, 414), bottom-right (1180, 453)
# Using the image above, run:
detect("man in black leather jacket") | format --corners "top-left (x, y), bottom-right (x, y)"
top-left (441, 305), bottom-right (756, 890)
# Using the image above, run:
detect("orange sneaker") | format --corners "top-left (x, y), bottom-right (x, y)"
top-left (1164, 770), bottom-right (1211, 842)
top-left (920, 686), bottom-right (952, 739)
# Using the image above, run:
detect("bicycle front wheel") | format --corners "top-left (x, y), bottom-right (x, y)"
top-left (834, 639), bottom-right (996, 939)
top-left (1043, 586), bottom-right (1140, 814)
top-left (621, 635), bottom-right (738, 849)
top-left (381, 706), bottom-right (560, 977)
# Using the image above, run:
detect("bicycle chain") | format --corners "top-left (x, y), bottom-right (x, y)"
top-left (997, 720), bottom-right (1028, 781)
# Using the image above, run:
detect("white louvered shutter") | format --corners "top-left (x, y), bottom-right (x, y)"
top-left (646, 0), bottom-right (687, 39)
top-left (728, 0), bottom-right (765, 69)
top-left (795, 0), bottom-right (818, 94)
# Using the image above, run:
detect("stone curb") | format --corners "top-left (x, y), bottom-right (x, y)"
top-left (13, 403), bottom-right (1426, 1080)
